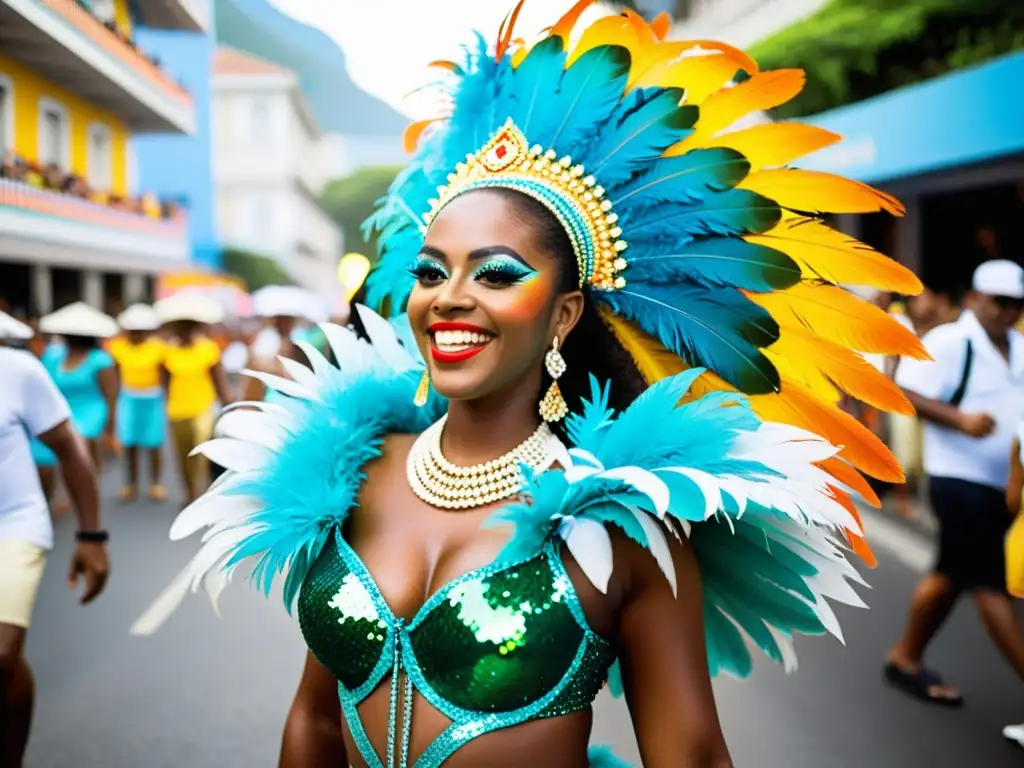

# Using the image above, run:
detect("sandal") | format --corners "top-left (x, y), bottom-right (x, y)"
top-left (148, 484), bottom-right (168, 502)
top-left (884, 662), bottom-right (963, 707)
top-left (118, 484), bottom-right (137, 502)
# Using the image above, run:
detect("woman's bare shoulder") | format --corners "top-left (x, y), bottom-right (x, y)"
top-left (359, 432), bottom-right (418, 503)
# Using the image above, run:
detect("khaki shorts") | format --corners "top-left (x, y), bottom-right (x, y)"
top-left (0, 539), bottom-right (48, 629)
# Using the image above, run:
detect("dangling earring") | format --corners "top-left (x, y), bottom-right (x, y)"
top-left (414, 369), bottom-right (430, 407)
top-left (539, 336), bottom-right (568, 423)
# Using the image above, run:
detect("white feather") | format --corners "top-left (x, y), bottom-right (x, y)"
top-left (766, 624), bottom-right (799, 673)
top-left (214, 410), bottom-right (287, 450)
top-left (633, 511), bottom-right (677, 596)
top-left (242, 368), bottom-right (315, 401)
top-left (320, 323), bottom-right (373, 372)
top-left (129, 563), bottom-right (194, 636)
top-left (295, 340), bottom-right (335, 379)
top-left (559, 517), bottom-right (614, 594)
top-left (356, 304), bottom-right (417, 371)
top-left (278, 356), bottom-right (322, 394)
top-left (567, 448), bottom-right (604, 470)
top-left (191, 438), bottom-right (275, 473)
top-left (598, 467), bottom-right (670, 518)
top-left (660, 467), bottom-right (723, 521)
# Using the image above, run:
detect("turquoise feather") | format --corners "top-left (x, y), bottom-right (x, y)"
top-left (581, 88), bottom-right (697, 187)
top-left (548, 45), bottom-right (631, 153)
top-left (624, 237), bottom-right (801, 292)
top-left (601, 285), bottom-right (780, 394)
top-left (507, 36), bottom-right (567, 139)
top-left (627, 189), bottom-right (781, 245)
top-left (612, 148), bottom-right (750, 208)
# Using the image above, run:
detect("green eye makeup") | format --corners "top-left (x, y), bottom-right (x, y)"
top-left (472, 254), bottom-right (537, 285)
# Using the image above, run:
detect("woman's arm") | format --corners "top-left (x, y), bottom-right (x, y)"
top-left (1007, 438), bottom-right (1023, 515)
top-left (98, 365), bottom-right (119, 436)
top-left (279, 652), bottom-right (347, 768)
top-left (210, 362), bottom-right (234, 407)
top-left (615, 531), bottom-right (732, 768)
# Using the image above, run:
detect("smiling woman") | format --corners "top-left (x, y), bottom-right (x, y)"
top-left (134, 2), bottom-right (924, 767)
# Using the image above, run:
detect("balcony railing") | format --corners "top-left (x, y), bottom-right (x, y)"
top-left (0, 177), bottom-right (187, 239)
top-left (56, 0), bottom-right (192, 105)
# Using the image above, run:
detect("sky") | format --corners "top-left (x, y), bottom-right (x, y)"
top-left (267, 0), bottom-right (619, 119)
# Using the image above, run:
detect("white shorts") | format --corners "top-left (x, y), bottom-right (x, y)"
top-left (0, 539), bottom-right (48, 629)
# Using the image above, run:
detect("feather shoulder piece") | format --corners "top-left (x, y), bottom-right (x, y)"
top-left (489, 371), bottom-right (868, 679)
top-left (130, 308), bottom-right (445, 635)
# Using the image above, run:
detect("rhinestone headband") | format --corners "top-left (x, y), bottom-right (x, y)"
top-left (423, 119), bottom-right (627, 291)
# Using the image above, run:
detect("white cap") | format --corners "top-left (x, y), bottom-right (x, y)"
top-left (155, 292), bottom-right (225, 325)
top-left (252, 285), bottom-right (326, 322)
top-left (0, 310), bottom-right (33, 340)
top-left (973, 259), bottom-right (1024, 299)
top-left (117, 303), bottom-right (161, 332)
top-left (39, 302), bottom-right (118, 338)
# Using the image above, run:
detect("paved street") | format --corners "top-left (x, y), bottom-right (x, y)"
top-left (24, 465), bottom-right (1024, 768)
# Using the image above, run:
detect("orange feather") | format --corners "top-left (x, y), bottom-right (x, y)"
top-left (746, 283), bottom-right (928, 359)
top-left (402, 119), bottom-right (439, 154)
top-left (746, 217), bottom-right (922, 294)
top-left (651, 11), bottom-right (672, 40)
top-left (427, 59), bottom-right (461, 73)
top-left (495, 0), bottom-right (526, 61)
top-left (752, 378), bottom-right (905, 482)
top-left (739, 168), bottom-right (905, 216)
top-left (830, 486), bottom-right (878, 568)
top-left (550, 0), bottom-right (598, 42)
top-left (818, 456), bottom-right (881, 507)
top-left (767, 326), bottom-right (914, 414)
top-left (667, 69), bottom-right (806, 155)
top-left (703, 122), bottom-right (841, 170)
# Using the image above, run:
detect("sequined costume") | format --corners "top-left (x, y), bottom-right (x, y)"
top-left (133, 3), bottom-right (926, 766)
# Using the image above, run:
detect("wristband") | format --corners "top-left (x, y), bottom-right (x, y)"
top-left (76, 530), bottom-right (109, 543)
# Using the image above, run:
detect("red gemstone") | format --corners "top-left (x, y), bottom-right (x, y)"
top-left (496, 145), bottom-right (508, 159)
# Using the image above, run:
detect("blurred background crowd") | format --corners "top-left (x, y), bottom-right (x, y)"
top-left (0, 0), bottom-right (1022, 766)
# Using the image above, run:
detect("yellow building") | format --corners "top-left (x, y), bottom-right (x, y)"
top-left (0, 0), bottom-right (207, 316)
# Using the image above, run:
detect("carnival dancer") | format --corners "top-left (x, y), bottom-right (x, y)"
top-left (32, 303), bottom-right (119, 501)
top-left (133, 4), bottom-right (926, 766)
top-left (110, 304), bottom-right (168, 502)
top-left (154, 293), bottom-right (234, 505)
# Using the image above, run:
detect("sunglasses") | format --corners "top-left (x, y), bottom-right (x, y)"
top-left (994, 295), bottom-right (1024, 311)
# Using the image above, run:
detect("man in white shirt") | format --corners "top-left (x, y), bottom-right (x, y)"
top-left (0, 345), bottom-right (110, 765)
top-left (885, 260), bottom-right (1024, 709)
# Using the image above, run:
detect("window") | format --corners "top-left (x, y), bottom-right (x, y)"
top-left (87, 123), bottom-right (112, 190)
top-left (250, 193), bottom-right (274, 240)
top-left (250, 99), bottom-right (272, 141)
top-left (0, 75), bottom-right (12, 154)
top-left (38, 99), bottom-right (69, 168)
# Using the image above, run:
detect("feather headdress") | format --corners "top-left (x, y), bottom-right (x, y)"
top-left (365, 0), bottom-right (927, 560)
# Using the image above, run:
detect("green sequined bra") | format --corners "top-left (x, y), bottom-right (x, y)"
top-left (298, 527), bottom-right (615, 767)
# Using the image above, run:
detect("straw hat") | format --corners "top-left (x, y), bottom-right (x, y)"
top-left (39, 302), bottom-right (118, 338)
top-left (117, 303), bottom-right (161, 332)
top-left (0, 310), bottom-right (33, 340)
top-left (154, 292), bottom-right (225, 324)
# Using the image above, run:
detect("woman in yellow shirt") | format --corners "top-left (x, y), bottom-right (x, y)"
top-left (111, 305), bottom-right (168, 501)
top-left (155, 295), bottom-right (233, 505)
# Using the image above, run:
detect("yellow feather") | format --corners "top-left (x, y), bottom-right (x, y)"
top-left (767, 326), bottom-right (914, 414)
top-left (600, 307), bottom-right (686, 383)
top-left (738, 168), bottom-right (905, 216)
top-left (666, 69), bottom-right (806, 156)
top-left (567, 15), bottom-right (637, 66)
top-left (702, 123), bottom-right (841, 171)
top-left (634, 52), bottom-right (749, 105)
top-left (746, 283), bottom-right (929, 359)
top-left (745, 217), bottom-right (923, 294)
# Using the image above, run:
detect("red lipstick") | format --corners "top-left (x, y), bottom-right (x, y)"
top-left (428, 321), bottom-right (494, 364)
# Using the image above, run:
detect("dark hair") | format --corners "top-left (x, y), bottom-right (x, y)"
top-left (64, 334), bottom-right (99, 350)
top-left (492, 188), bottom-right (648, 429)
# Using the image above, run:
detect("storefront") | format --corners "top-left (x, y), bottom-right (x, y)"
top-left (799, 51), bottom-right (1024, 296)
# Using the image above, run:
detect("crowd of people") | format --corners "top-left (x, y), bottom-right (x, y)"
top-left (0, 150), bottom-right (183, 223)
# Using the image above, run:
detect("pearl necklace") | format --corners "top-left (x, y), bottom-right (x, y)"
top-left (406, 415), bottom-right (554, 510)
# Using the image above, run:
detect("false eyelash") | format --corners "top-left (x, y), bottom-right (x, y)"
top-left (408, 261), bottom-right (448, 281)
top-left (473, 261), bottom-right (534, 285)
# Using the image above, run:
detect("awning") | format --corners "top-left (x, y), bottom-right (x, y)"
top-left (798, 52), bottom-right (1024, 184)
